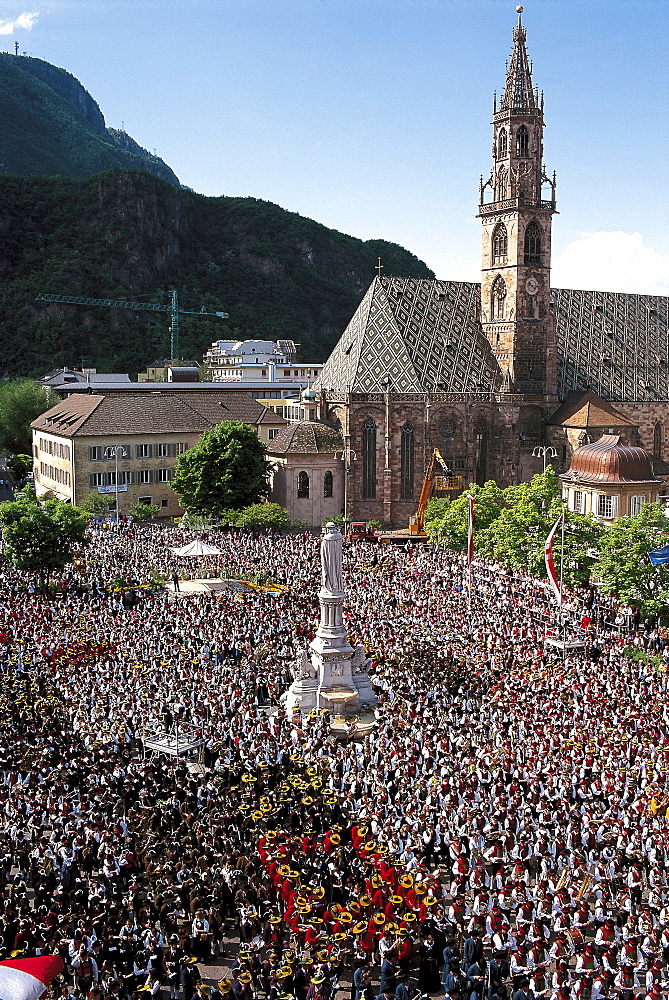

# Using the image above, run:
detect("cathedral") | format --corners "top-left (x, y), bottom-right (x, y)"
top-left (301, 11), bottom-right (669, 527)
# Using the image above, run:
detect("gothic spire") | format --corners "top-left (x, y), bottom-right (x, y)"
top-left (500, 8), bottom-right (537, 112)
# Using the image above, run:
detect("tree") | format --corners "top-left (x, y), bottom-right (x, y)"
top-left (129, 501), bottom-right (161, 521)
top-left (0, 380), bottom-right (52, 455)
top-left (236, 503), bottom-right (290, 531)
top-left (172, 421), bottom-right (268, 517)
top-left (78, 491), bottom-right (113, 515)
top-left (597, 503), bottom-right (669, 618)
top-left (6, 453), bottom-right (33, 479)
top-left (0, 489), bottom-right (88, 583)
top-left (425, 481), bottom-right (504, 550)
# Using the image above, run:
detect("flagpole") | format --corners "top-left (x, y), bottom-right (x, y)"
top-left (560, 511), bottom-right (566, 657)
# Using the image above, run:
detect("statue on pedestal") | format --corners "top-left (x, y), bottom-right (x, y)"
top-left (320, 523), bottom-right (343, 595)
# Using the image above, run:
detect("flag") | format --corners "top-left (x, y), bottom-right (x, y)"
top-left (649, 544), bottom-right (669, 567)
top-left (467, 495), bottom-right (474, 566)
top-left (0, 957), bottom-right (64, 1000)
top-left (544, 513), bottom-right (563, 605)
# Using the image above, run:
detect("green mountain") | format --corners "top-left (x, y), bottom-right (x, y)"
top-left (0, 170), bottom-right (434, 376)
top-left (0, 53), bottom-right (180, 186)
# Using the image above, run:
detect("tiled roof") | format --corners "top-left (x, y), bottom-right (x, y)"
top-left (176, 393), bottom-right (286, 427)
top-left (547, 390), bottom-right (636, 428)
top-left (31, 390), bottom-right (286, 438)
top-left (317, 277), bottom-right (503, 394)
top-left (317, 277), bottom-right (669, 400)
top-left (268, 421), bottom-right (343, 456)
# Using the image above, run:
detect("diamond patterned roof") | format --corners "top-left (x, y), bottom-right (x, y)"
top-left (318, 277), bottom-right (669, 401)
top-left (317, 277), bottom-right (504, 394)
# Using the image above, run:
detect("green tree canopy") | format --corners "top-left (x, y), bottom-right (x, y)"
top-left (597, 503), bottom-right (669, 617)
top-left (0, 489), bottom-right (88, 579)
top-left (171, 421), bottom-right (268, 517)
top-left (235, 502), bottom-right (290, 531)
top-left (0, 380), bottom-right (52, 454)
top-left (424, 481), bottom-right (505, 550)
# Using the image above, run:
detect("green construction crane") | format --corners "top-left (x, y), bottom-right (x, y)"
top-left (35, 289), bottom-right (229, 363)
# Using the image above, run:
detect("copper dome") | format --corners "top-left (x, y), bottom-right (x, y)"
top-left (565, 434), bottom-right (662, 485)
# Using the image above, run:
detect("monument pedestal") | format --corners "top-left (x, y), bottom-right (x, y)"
top-left (282, 524), bottom-right (377, 718)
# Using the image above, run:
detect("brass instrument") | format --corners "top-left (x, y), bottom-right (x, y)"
top-left (578, 874), bottom-right (593, 899)
top-left (555, 866), bottom-right (572, 890)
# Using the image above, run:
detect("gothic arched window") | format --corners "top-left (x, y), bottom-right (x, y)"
top-left (323, 470), bottom-right (333, 498)
top-left (491, 276), bottom-right (507, 320)
top-left (297, 471), bottom-right (309, 498)
top-left (362, 417), bottom-right (377, 499)
top-left (654, 422), bottom-right (663, 459)
top-left (524, 221), bottom-right (542, 265)
top-left (400, 422), bottom-right (415, 500)
top-left (475, 419), bottom-right (488, 486)
top-left (492, 223), bottom-right (508, 264)
top-left (498, 128), bottom-right (508, 158)
top-left (516, 126), bottom-right (529, 157)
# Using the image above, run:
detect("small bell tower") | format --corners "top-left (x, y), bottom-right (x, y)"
top-left (478, 6), bottom-right (557, 396)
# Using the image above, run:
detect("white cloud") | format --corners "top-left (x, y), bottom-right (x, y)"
top-left (0, 12), bottom-right (39, 34)
top-left (552, 231), bottom-right (669, 297)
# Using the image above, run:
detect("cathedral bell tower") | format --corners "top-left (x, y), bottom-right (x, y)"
top-left (479, 7), bottom-right (557, 396)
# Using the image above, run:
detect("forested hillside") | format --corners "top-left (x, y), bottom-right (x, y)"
top-left (0, 171), bottom-right (434, 375)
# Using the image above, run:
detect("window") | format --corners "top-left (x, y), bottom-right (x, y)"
top-left (524, 221), bottom-right (542, 266)
top-left (138, 496), bottom-right (152, 505)
top-left (297, 471), bottom-right (309, 498)
top-left (492, 223), bottom-right (508, 264)
top-left (475, 419), bottom-right (488, 486)
top-left (400, 422), bottom-right (415, 499)
top-left (118, 470), bottom-right (133, 485)
top-left (139, 469), bottom-right (152, 484)
top-left (323, 470), bottom-right (333, 498)
top-left (268, 428), bottom-right (279, 441)
top-left (516, 125), bottom-right (529, 157)
top-left (155, 443), bottom-right (170, 458)
top-left (491, 276), bottom-right (507, 320)
top-left (89, 472), bottom-right (105, 487)
top-left (654, 422), bottom-right (663, 459)
top-left (136, 444), bottom-right (152, 459)
top-left (498, 128), bottom-right (508, 158)
top-left (156, 468), bottom-right (173, 483)
top-left (176, 442), bottom-right (189, 455)
top-left (161, 498), bottom-right (169, 508)
top-left (439, 418), bottom-right (456, 441)
top-left (597, 494), bottom-right (618, 519)
top-left (573, 490), bottom-right (583, 513)
top-left (362, 417), bottom-right (377, 500)
top-left (630, 495), bottom-right (646, 517)
top-left (88, 446), bottom-right (103, 462)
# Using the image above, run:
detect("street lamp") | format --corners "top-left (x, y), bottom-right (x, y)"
top-left (533, 444), bottom-right (558, 471)
top-left (103, 446), bottom-right (126, 523)
top-left (334, 447), bottom-right (357, 529)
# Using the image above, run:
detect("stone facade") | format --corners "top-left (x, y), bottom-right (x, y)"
top-left (313, 14), bottom-right (669, 527)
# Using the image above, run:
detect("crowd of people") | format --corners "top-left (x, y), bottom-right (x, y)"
top-left (0, 521), bottom-right (668, 1000)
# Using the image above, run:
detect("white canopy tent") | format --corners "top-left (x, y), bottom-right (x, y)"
top-left (171, 539), bottom-right (222, 557)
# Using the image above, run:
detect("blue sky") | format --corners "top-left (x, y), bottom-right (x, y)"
top-left (2, 0), bottom-right (669, 294)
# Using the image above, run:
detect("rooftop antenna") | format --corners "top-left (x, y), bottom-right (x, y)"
top-left (14, 42), bottom-right (19, 55)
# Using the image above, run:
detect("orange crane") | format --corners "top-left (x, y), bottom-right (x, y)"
top-left (407, 448), bottom-right (463, 537)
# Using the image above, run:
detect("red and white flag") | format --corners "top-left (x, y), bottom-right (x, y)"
top-left (467, 495), bottom-right (475, 566)
top-left (0, 957), bottom-right (64, 1000)
top-left (544, 513), bottom-right (563, 605)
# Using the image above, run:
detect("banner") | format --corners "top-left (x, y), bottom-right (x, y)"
top-left (544, 513), bottom-right (563, 605)
top-left (467, 495), bottom-right (474, 566)
top-left (97, 484), bottom-right (128, 494)
top-left (649, 543), bottom-right (669, 567)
